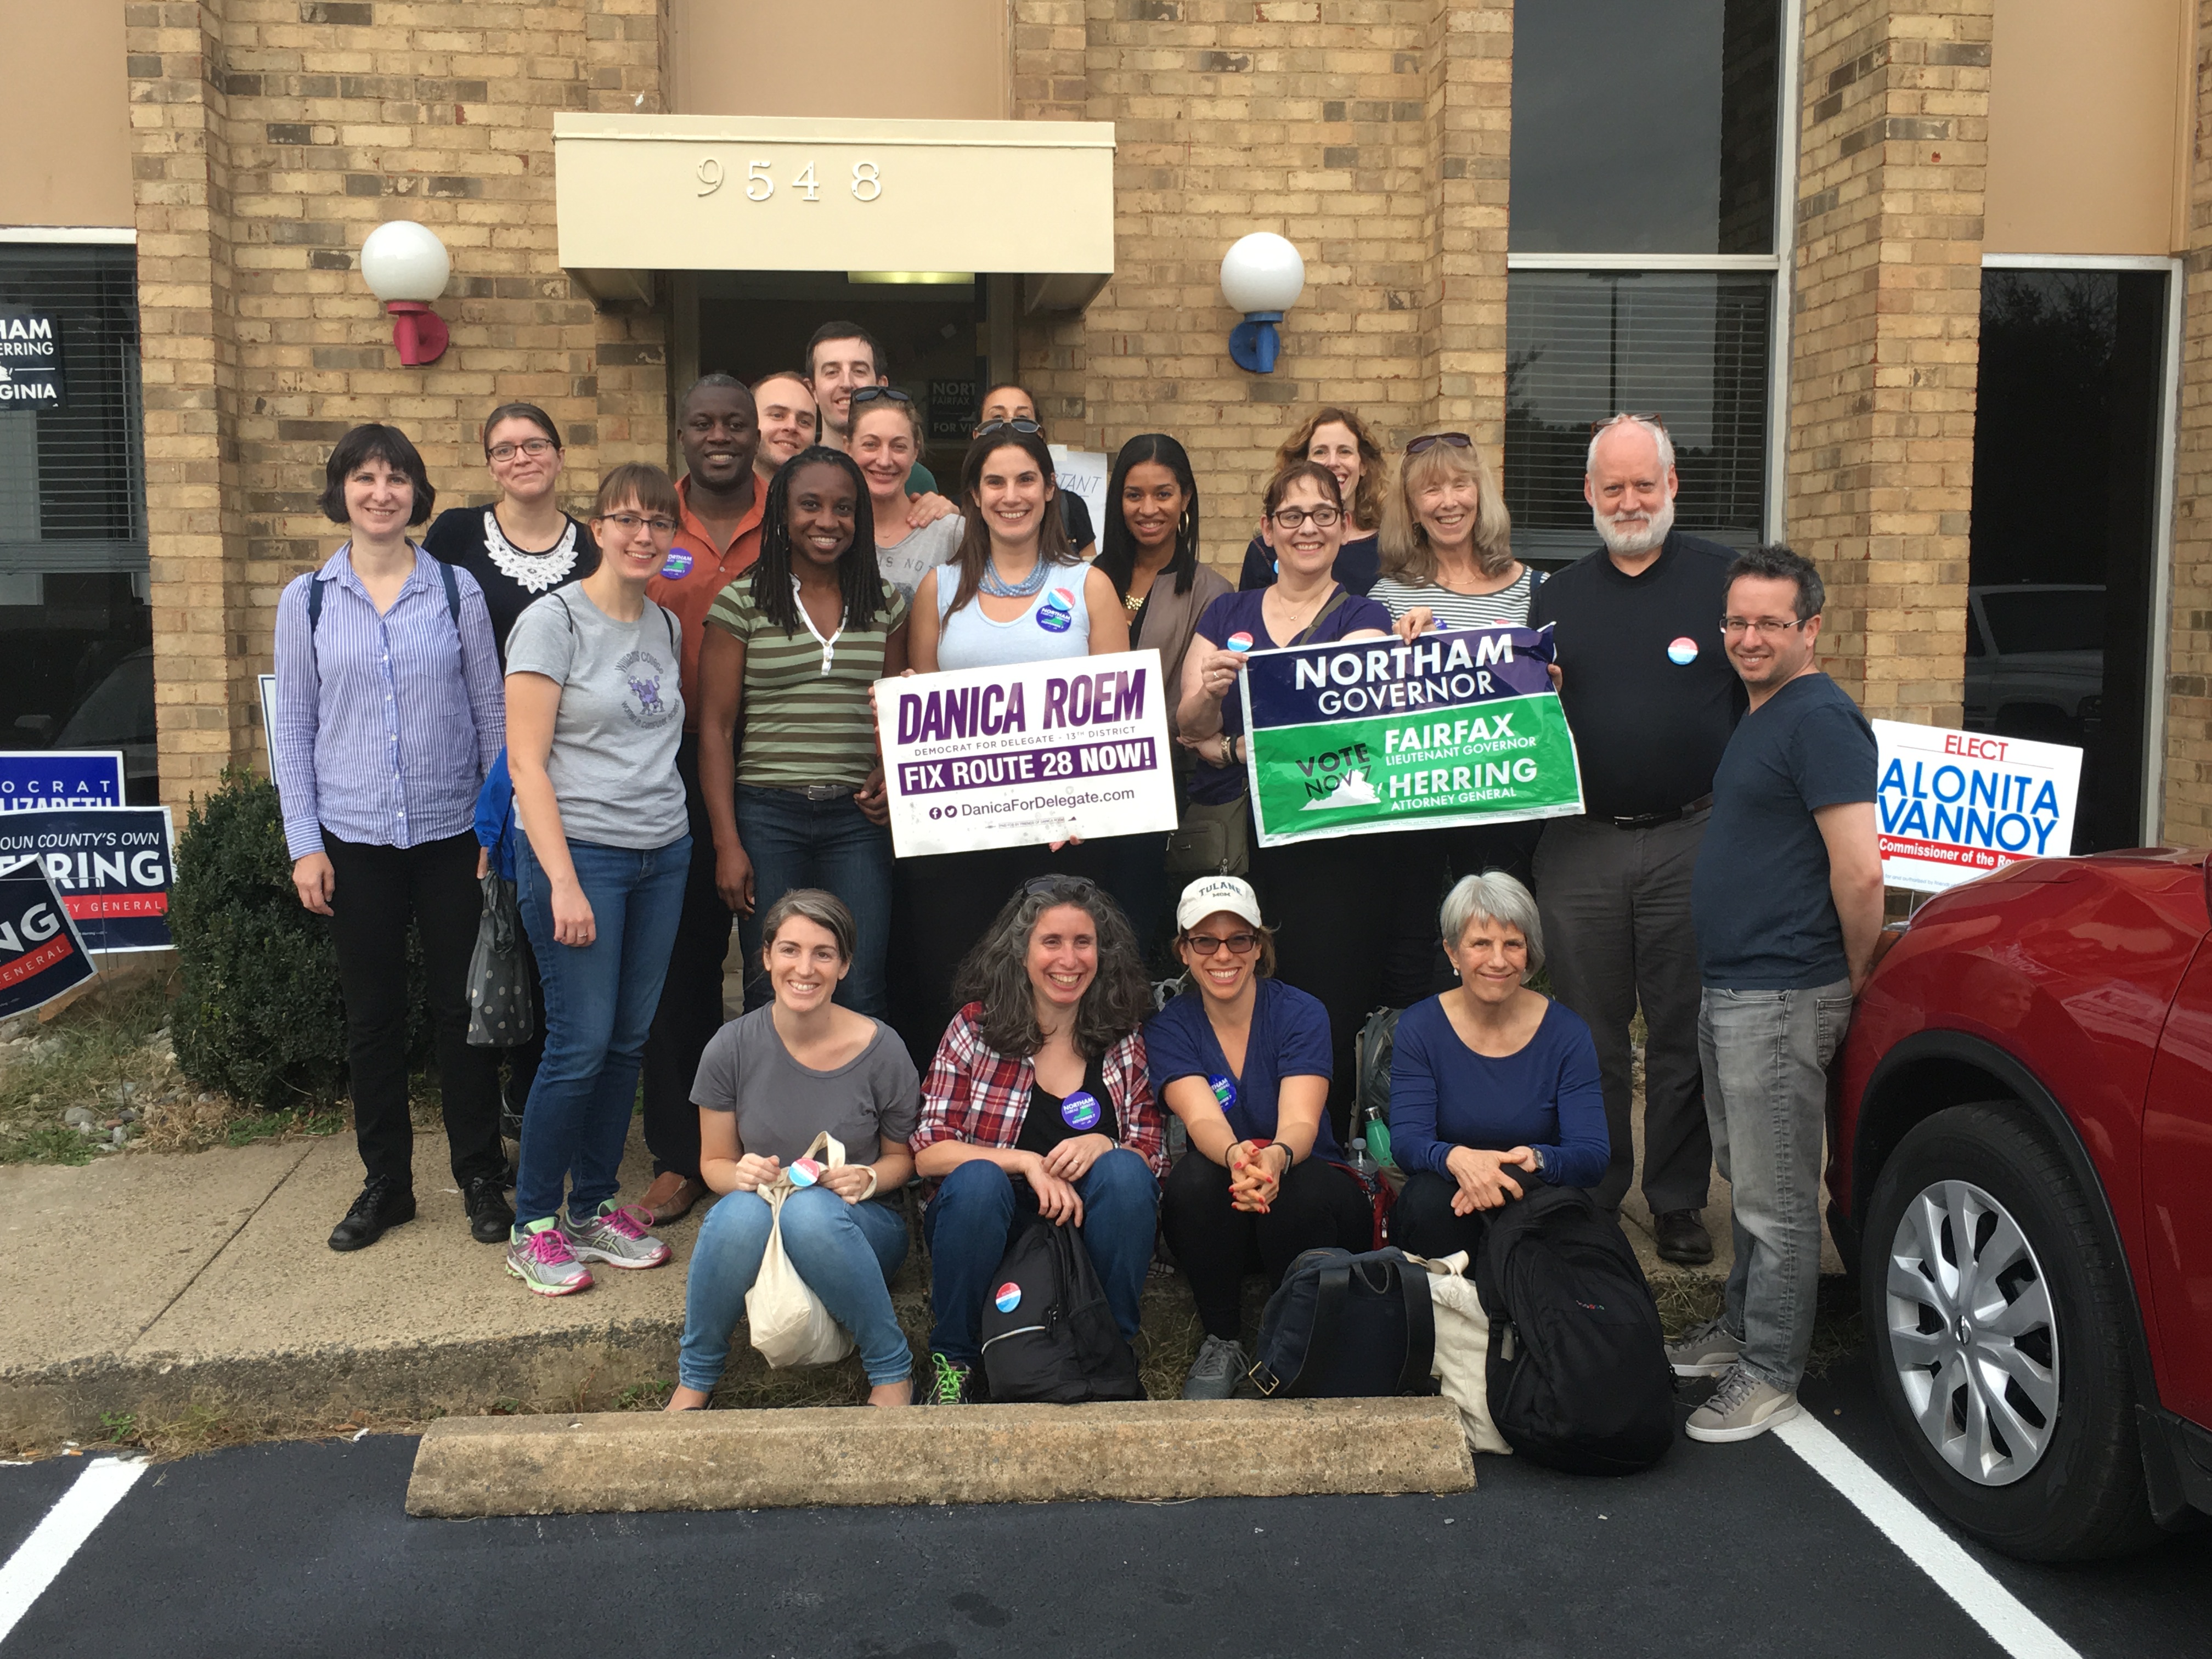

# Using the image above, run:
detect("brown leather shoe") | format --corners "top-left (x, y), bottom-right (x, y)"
top-left (640, 1171), bottom-right (708, 1224)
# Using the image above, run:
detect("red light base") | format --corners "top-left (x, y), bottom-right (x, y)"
top-left (385, 301), bottom-right (449, 367)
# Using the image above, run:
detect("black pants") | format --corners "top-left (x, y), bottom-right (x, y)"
top-left (323, 830), bottom-right (501, 1189)
top-left (1390, 1168), bottom-right (1488, 1262)
top-left (639, 732), bottom-right (730, 1183)
top-left (1160, 1153), bottom-right (1374, 1340)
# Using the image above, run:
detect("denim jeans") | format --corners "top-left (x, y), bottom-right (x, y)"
top-left (733, 784), bottom-right (894, 1017)
top-left (1699, 979), bottom-right (1854, 1393)
top-left (513, 833), bottom-right (692, 1227)
top-left (922, 1149), bottom-right (1159, 1364)
top-left (679, 1187), bottom-right (911, 1390)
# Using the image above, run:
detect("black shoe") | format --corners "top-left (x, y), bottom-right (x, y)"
top-left (465, 1174), bottom-right (515, 1244)
top-left (328, 1175), bottom-right (416, 1252)
top-left (1654, 1208), bottom-right (1714, 1266)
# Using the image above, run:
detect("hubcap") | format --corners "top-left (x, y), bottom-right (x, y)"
top-left (1885, 1178), bottom-right (2059, 1486)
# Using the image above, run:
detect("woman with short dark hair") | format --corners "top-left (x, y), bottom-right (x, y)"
top-left (273, 422), bottom-right (509, 1253)
top-left (910, 877), bottom-right (1167, 1406)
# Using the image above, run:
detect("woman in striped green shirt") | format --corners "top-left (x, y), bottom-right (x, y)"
top-left (696, 447), bottom-right (910, 1017)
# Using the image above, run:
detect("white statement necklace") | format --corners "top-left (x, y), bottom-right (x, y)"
top-left (482, 510), bottom-right (580, 593)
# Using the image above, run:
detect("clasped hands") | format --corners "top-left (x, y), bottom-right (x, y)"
top-left (1228, 1139), bottom-right (1290, 1214)
top-left (1020, 1134), bottom-right (1115, 1225)
top-left (1443, 1143), bottom-right (1539, 1215)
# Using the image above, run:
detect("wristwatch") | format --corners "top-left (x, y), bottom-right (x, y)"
top-left (1528, 1145), bottom-right (1548, 1174)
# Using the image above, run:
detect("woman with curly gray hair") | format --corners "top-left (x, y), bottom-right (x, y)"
top-left (909, 875), bottom-right (1167, 1406)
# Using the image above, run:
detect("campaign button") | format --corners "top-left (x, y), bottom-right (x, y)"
top-left (790, 1157), bottom-right (822, 1187)
top-left (1226, 632), bottom-right (1254, 653)
top-left (1667, 636), bottom-right (1699, 665)
top-left (1036, 605), bottom-right (1073, 634)
top-left (1209, 1074), bottom-right (1238, 1111)
top-left (658, 548), bottom-right (694, 580)
top-left (994, 1282), bottom-right (1022, 1314)
top-left (1060, 1090), bottom-right (1101, 1131)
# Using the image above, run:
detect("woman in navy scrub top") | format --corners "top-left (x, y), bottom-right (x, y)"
top-left (1148, 874), bottom-right (1373, 1400)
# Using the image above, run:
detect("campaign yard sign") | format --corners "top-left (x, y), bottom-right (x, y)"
top-left (0, 861), bottom-right (95, 1019)
top-left (1241, 624), bottom-right (1584, 848)
top-left (0, 750), bottom-right (125, 814)
top-left (877, 648), bottom-right (1179, 858)
top-left (0, 311), bottom-right (64, 409)
top-left (1872, 719), bottom-right (2082, 893)
top-left (0, 806), bottom-right (178, 952)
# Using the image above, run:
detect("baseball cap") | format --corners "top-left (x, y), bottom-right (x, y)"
top-left (1176, 874), bottom-right (1263, 933)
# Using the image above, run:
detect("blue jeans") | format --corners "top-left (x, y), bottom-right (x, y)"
top-left (679, 1187), bottom-right (912, 1390)
top-left (735, 785), bottom-right (894, 1017)
top-left (514, 833), bottom-right (692, 1227)
top-left (922, 1149), bottom-right (1159, 1365)
top-left (1699, 979), bottom-right (1854, 1394)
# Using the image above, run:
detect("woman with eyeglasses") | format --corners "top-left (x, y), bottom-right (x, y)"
top-left (1236, 407), bottom-right (1387, 596)
top-left (851, 387), bottom-right (964, 601)
top-left (910, 876), bottom-right (1166, 1406)
top-left (499, 463), bottom-right (693, 1296)
top-left (424, 403), bottom-right (599, 661)
top-left (1147, 876), bottom-right (1373, 1398)
top-left (695, 446), bottom-right (908, 1019)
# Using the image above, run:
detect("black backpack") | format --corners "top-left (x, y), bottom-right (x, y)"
top-left (1355, 1005), bottom-right (1402, 1131)
top-left (1474, 1184), bottom-right (1674, 1474)
top-left (1247, 1246), bottom-right (1436, 1399)
top-left (979, 1217), bottom-right (1143, 1404)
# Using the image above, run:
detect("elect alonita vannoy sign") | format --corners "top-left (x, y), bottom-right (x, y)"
top-left (1872, 719), bottom-right (2082, 893)
top-left (1240, 625), bottom-right (1584, 848)
top-left (0, 312), bottom-right (64, 409)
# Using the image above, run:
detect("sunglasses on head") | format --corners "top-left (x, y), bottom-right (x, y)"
top-left (848, 386), bottom-right (914, 408)
top-left (1022, 875), bottom-right (1098, 901)
top-left (975, 417), bottom-right (1043, 438)
top-left (1588, 411), bottom-right (1668, 436)
top-left (1406, 431), bottom-right (1474, 456)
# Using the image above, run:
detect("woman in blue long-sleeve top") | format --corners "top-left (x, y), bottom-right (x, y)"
top-left (1387, 871), bottom-right (1609, 1260)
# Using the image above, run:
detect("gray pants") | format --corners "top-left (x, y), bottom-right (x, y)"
top-left (1533, 811), bottom-right (1712, 1214)
top-left (1699, 980), bottom-right (1854, 1393)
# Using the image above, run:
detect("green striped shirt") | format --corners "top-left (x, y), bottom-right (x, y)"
top-left (704, 577), bottom-right (910, 788)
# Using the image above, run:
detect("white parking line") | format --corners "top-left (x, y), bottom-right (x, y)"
top-left (1774, 1415), bottom-right (2081, 1659)
top-left (0, 1457), bottom-right (149, 1649)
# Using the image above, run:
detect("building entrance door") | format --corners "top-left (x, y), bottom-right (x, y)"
top-left (1966, 266), bottom-right (2170, 853)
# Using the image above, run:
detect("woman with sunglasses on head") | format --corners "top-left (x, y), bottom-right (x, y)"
top-left (911, 876), bottom-right (1166, 1406)
top-left (850, 387), bottom-right (964, 601)
top-left (499, 464), bottom-right (693, 1296)
top-left (1147, 876), bottom-right (1373, 1398)
top-left (424, 403), bottom-right (599, 661)
top-left (972, 385), bottom-right (1096, 560)
top-left (695, 446), bottom-right (908, 1020)
top-left (1236, 408), bottom-right (1387, 595)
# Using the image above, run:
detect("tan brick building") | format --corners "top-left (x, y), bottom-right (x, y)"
top-left (0, 0), bottom-right (2201, 851)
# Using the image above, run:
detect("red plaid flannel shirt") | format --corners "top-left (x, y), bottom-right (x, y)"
top-left (912, 1003), bottom-right (1169, 1179)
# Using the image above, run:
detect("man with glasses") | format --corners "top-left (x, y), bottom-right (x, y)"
top-left (1672, 545), bottom-right (1880, 1443)
top-left (1528, 413), bottom-right (1745, 1265)
top-left (805, 321), bottom-right (937, 493)
top-left (973, 383), bottom-right (1096, 559)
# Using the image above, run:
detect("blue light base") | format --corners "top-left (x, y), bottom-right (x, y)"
top-left (1228, 311), bottom-right (1285, 374)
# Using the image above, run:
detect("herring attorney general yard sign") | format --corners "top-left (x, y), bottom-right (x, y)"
top-left (0, 311), bottom-right (64, 408)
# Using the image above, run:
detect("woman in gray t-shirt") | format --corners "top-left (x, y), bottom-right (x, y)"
top-left (500, 463), bottom-right (693, 1297)
top-left (670, 889), bottom-right (921, 1409)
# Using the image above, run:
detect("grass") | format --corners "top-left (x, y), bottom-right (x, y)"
top-left (1646, 1266), bottom-right (1865, 1381)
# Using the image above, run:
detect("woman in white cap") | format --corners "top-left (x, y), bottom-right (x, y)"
top-left (1145, 874), bottom-right (1374, 1399)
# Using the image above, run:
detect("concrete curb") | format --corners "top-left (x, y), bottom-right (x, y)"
top-left (404, 1397), bottom-right (1477, 1516)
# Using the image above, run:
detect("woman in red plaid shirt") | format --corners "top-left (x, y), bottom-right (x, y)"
top-left (911, 875), bottom-right (1167, 1405)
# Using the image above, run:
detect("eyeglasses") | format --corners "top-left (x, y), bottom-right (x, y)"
top-left (974, 417), bottom-right (1043, 438)
top-left (1406, 432), bottom-right (1474, 455)
top-left (1184, 930), bottom-right (1259, 957)
top-left (1719, 616), bottom-right (1810, 637)
top-left (848, 386), bottom-right (914, 408)
top-left (1268, 505), bottom-right (1342, 531)
top-left (1022, 875), bottom-right (1098, 900)
top-left (597, 511), bottom-right (679, 537)
top-left (488, 438), bottom-right (557, 462)
top-left (1590, 412), bottom-right (1668, 436)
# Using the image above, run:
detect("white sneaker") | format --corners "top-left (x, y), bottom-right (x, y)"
top-left (1685, 1363), bottom-right (1800, 1443)
top-left (1666, 1316), bottom-right (1743, 1378)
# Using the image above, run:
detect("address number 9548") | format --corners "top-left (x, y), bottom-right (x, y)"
top-left (695, 157), bottom-right (882, 202)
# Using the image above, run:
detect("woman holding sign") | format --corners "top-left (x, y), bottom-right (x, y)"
top-left (695, 445), bottom-right (908, 1019)
top-left (891, 431), bottom-right (1132, 1062)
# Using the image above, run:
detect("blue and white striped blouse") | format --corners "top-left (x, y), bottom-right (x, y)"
top-left (272, 545), bottom-right (506, 860)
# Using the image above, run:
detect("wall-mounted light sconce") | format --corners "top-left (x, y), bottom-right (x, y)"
top-left (1220, 233), bottom-right (1306, 374)
top-left (360, 220), bottom-right (452, 367)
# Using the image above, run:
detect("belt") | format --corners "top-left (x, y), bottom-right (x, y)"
top-left (1591, 794), bottom-right (1712, 830)
top-left (777, 783), bottom-right (851, 803)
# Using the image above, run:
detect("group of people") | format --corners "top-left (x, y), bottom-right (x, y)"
top-left (271, 317), bottom-right (1882, 1447)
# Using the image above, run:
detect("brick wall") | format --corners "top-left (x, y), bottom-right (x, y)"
top-left (2162, 3), bottom-right (2212, 843)
top-left (1011, 0), bottom-right (1513, 568)
top-left (1785, 0), bottom-right (1992, 723)
top-left (131, 0), bottom-right (674, 808)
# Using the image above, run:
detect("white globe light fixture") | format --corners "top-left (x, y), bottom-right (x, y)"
top-left (1220, 233), bottom-right (1306, 374)
top-left (360, 220), bottom-right (452, 367)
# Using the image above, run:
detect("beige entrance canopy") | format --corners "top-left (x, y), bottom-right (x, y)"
top-left (552, 114), bottom-right (1115, 313)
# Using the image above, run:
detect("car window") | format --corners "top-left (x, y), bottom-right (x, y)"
top-left (55, 651), bottom-right (156, 748)
top-left (1977, 588), bottom-right (2104, 655)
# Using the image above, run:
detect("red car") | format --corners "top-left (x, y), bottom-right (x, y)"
top-left (1832, 849), bottom-right (2212, 1561)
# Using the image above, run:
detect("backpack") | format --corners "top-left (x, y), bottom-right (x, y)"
top-left (1473, 1183), bottom-right (1674, 1475)
top-left (978, 1217), bottom-right (1143, 1404)
top-left (1355, 1005), bottom-right (1403, 1165)
top-left (1246, 1245), bottom-right (1436, 1400)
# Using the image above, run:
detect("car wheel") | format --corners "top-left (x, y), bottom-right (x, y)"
top-left (1861, 1103), bottom-right (2160, 1560)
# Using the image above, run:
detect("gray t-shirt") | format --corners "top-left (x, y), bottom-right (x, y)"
top-left (874, 513), bottom-right (963, 601)
top-left (690, 1005), bottom-right (919, 1165)
top-left (505, 583), bottom-right (688, 849)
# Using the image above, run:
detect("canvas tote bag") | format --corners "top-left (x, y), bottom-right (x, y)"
top-left (747, 1131), bottom-right (857, 1369)
top-left (1408, 1251), bottom-right (1510, 1455)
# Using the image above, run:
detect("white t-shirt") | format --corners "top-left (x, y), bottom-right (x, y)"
top-left (874, 514), bottom-right (965, 601)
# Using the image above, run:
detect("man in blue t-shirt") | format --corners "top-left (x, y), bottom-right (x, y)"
top-left (1675, 546), bottom-right (1883, 1445)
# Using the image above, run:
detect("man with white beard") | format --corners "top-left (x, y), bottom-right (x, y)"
top-left (1527, 414), bottom-right (1746, 1265)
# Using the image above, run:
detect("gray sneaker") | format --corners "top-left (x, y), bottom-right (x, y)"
top-left (1685, 1362), bottom-right (1799, 1443)
top-left (506, 1217), bottom-right (592, 1297)
top-left (1666, 1315), bottom-right (1742, 1378)
top-left (1181, 1334), bottom-right (1247, 1401)
top-left (560, 1200), bottom-right (671, 1269)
